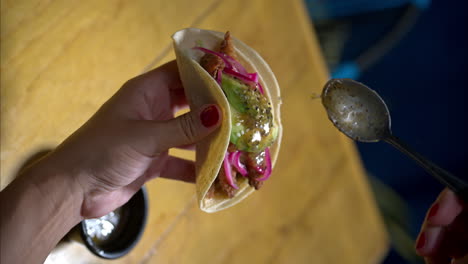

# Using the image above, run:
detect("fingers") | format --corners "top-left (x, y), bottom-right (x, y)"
top-left (176, 144), bottom-right (196, 151)
top-left (170, 86), bottom-right (189, 112)
top-left (129, 104), bottom-right (221, 157)
top-left (141, 156), bottom-right (196, 183)
top-left (421, 219), bottom-right (468, 264)
top-left (159, 156), bottom-right (197, 183)
top-left (416, 226), bottom-right (444, 257)
top-left (416, 189), bottom-right (467, 262)
top-left (81, 175), bottom-right (147, 219)
top-left (152, 104), bottom-right (221, 153)
top-left (445, 210), bottom-right (468, 258)
top-left (131, 60), bottom-right (181, 91)
top-left (120, 60), bottom-right (189, 118)
top-left (120, 60), bottom-right (183, 105)
top-left (427, 189), bottom-right (464, 226)
top-left (123, 173), bottom-right (149, 195)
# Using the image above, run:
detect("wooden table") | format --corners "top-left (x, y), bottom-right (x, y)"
top-left (1, 0), bottom-right (388, 263)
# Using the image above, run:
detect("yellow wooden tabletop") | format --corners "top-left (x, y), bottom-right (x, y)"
top-left (1, 0), bottom-right (388, 263)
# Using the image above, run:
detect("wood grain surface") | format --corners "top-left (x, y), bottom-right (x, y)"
top-left (1, 0), bottom-right (389, 263)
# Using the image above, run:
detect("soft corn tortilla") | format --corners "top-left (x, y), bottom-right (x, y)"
top-left (172, 28), bottom-right (282, 213)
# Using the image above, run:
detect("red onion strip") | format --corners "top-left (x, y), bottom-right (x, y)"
top-left (194, 47), bottom-right (264, 94)
top-left (223, 68), bottom-right (257, 85)
top-left (230, 151), bottom-right (248, 177)
top-left (257, 82), bottom-right (264, 94)
top-left (216, 70), bottom-right (222, 85)
top-left (248, 73), bottom-right (259, 83)
top-left (223, 152), bottom-right (239, 189)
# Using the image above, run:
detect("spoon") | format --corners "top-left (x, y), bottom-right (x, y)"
top-left (321, 78), bottom-right (468, 202)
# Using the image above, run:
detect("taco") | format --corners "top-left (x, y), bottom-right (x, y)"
top-left (172, 28), bottom-right (282, 212)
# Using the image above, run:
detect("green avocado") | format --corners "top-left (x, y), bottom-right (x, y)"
top-left (221, 75), bottom-right (278, 152)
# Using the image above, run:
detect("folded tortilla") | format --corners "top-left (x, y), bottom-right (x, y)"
top-left (172, 28), bottom-right (282, 213)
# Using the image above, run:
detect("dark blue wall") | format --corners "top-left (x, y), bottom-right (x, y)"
top-left (355, 0), bottom-right (467, 235)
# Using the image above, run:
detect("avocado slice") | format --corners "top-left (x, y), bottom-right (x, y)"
top-left (221, 75), bottom-right (278, 152)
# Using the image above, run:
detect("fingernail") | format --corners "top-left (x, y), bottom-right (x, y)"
top-left (428, 203), bottom-right (439, 219)
top-left (200, 105), bottom-right (219, 127)
top-left (416, 232), bottom-right (426, 250)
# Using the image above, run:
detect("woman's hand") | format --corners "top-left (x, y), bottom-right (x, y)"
top-left (1, 60), bottom-right (221, 264)
top-left (46, 60), bottom-right (221, 218)
top-left (416, 188), bottom-right (468, 264)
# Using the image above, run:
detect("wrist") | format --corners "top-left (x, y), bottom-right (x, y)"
top-left (0, 152), bottom-right (85, 263)
top-left (26, 152), bottom-right (85, 225)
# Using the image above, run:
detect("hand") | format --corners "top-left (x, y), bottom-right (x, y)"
top-left (44, 60), bottom-right (221, 219)
top-left (416, 188), bottom-right (468, 264)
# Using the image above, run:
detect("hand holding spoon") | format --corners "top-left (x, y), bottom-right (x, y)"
top-left (321, 78), bottom-right (468, 202)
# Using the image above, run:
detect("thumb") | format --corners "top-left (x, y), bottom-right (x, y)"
top-left (151, 104), bottom-right (221, 153)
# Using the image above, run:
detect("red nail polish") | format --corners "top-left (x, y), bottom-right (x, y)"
top-left (416, 232), bottom-right (426, 250)
top-left (200, 105), bottom-right (219, 127)
top-left (428, 203), bottom-right (439, 218)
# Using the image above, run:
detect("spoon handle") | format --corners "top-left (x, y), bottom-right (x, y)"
top-left (384, 135), bottom-right (468, 202)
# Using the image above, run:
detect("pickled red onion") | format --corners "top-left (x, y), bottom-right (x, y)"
top-left (223, 69), bottom-right (264, 94)
top-left (257, 82), bottom-right (264, 94)
top-left (223, 152), bottom-right (238, 189)
top-left (248, 72), bottom-right (259, 83)
top-left (230, 151), bottom-right (248, 177)
top-left (194, 47), bottom-right (264, 94)
top-left (216, 70), bottom-right (222, 85)
top-left (223, 68), bottom-right (256, 85)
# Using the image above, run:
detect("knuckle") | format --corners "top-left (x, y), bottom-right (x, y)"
top-left (178, 114), bottom-right (198, 143)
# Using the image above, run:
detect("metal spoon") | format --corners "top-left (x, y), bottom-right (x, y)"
top-left (322, 78), bottom-right (468, 202)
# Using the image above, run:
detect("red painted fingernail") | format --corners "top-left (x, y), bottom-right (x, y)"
top-left (428, 203), bottom-right (439, 218)
top-left (200, 105), bottom-right (219, 127)
top-left (416, 232), bottom-right (426, 250)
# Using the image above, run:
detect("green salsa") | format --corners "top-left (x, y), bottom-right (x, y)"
top-left (221, 75), bottom-right (278, 152)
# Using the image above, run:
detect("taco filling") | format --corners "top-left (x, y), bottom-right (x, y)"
top-left (194, 32), bottom-right (279, 198)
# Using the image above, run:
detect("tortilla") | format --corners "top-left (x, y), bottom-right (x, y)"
top-left (172, 28), bottom-right (282, 213)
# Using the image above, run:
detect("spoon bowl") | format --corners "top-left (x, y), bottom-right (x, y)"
top-left (321, 78), bottom-right (468, 202)
top-left (322, 79), bottom-right (390, 142)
